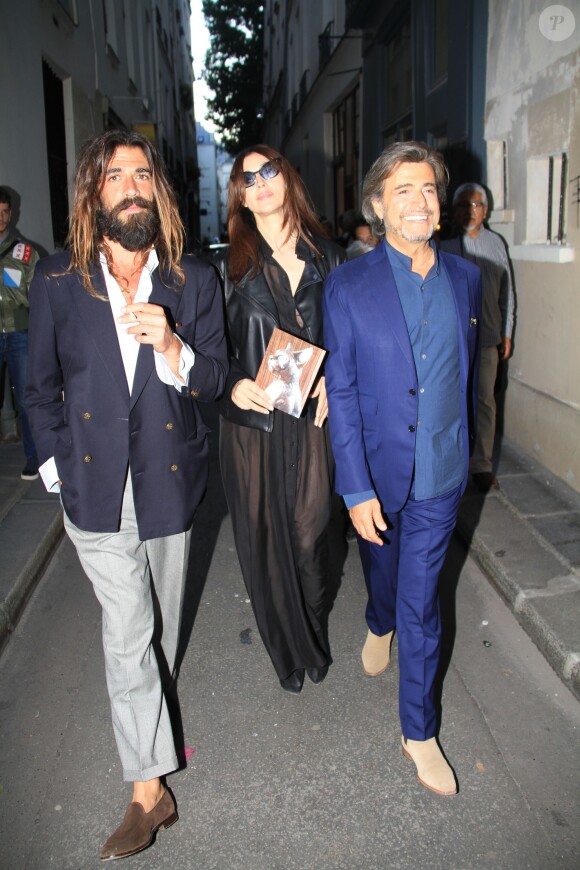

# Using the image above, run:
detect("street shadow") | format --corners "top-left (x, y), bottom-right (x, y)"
top-left (176, 405), bottom-right (229, 667)
top-left (321, 492), bottom-right (350, 656)
top-left (435, 485), bottom-right (487, 730)
top-left (165, 402), bottom-right (229, 763)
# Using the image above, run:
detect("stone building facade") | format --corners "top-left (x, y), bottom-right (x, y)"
top-left (0, 0), bottom-right (199, 254)
top-left (261, 0), bottom-right (579, 491)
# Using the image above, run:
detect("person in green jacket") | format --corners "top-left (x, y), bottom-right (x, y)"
top-left (0, 187), bottom-right (40, 478)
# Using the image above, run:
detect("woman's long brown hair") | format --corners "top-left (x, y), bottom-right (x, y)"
top-left (65, 130), bottom-right (185, 297)
top-left (226, 144), bottom-right (328, 285)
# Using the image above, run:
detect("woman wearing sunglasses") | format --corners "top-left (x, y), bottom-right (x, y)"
top-left (216, 145), bottom-right (345, 693)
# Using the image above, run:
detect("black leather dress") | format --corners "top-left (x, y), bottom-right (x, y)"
top-left (217, 235), bottom-right (345, 689)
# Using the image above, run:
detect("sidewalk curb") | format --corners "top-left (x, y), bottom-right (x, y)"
top-left (455, 514), bottom-right (580, 702)
top-left (0, 508), bottom-right (64, 652)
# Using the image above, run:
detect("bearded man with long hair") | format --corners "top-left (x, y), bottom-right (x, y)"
top-left (25, 130), bottom-right (227, 860)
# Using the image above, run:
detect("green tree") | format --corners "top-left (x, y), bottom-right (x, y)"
top-left (202, 1), bottom-right (264, 153)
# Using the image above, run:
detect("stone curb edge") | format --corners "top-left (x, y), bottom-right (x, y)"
top-left (455, 517), bottom-right (580, 702)
top-left (0, 509), bottom-right (64, 653)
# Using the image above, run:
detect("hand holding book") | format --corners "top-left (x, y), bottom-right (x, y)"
top-left (231, 378), bottom-right (274, 415)
top-left (254, 328), bottom-right (327, 419)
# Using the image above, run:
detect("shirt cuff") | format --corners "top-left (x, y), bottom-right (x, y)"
top-left (343, 490), bottom-right (377, 509)
top-left (39, 457), bottom-right (61, 493)
top-left (154, 336), bottom-right (196, 390)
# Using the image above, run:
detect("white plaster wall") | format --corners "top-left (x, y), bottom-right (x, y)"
top-left (486, 0), bottom-right (580, 490)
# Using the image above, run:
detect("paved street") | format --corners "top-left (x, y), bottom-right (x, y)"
top-left (0, 442), bottom-right (579, 870)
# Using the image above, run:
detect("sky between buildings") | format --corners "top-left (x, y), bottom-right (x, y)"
top-left (190, 0), bottom-right (218, 137)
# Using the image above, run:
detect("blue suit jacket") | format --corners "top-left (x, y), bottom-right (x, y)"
top-left (25, 251), bottom-right (228, 540)
top-left (323, 241), bottom-right (482, 513)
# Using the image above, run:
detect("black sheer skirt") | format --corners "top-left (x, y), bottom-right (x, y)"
top-left (219, 407), bottom-right (334, 683)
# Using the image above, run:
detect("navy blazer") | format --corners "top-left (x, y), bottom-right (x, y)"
top-left (323, 241), bottom-right (482, 514)
top-left (25, 252), bottom-right (228, 540)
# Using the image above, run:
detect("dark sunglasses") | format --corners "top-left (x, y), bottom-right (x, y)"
top-left (242, 159), bottom-right (281, 188)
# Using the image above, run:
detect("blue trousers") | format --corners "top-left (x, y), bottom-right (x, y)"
top-left (0, 330), bottom-right (37, 464)
top-left (357, 483), bottom-right (462, 741)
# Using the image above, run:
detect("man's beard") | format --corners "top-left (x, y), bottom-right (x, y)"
top-left (385, 212), bottom-right (435, 243)
top-left (96, 197), bottom-right (160, 251)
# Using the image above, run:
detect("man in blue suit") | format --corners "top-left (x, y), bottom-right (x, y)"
top-left (25, 131), bottom-right (227, 858)
top-left (324, 142), bottom-right (481, 796)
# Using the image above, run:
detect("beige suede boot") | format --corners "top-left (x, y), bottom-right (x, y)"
top-left (361, 629), bottom-right (394, 676)
top-left (402, 736), bottom-right (457, 795)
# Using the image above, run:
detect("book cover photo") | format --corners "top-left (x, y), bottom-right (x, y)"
top-left (255, 328), bottom-right (327, 418)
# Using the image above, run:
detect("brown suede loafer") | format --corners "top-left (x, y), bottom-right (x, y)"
top-left (100, 788), bottom-right (178, 861)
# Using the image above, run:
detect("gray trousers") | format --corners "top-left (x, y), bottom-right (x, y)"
top-left (470, 344), bottom-right (499, 474)
top-left (63, 477), bottom-right (191, 782)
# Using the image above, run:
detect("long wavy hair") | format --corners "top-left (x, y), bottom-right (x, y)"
top-left (65, 130), bottom-right (185, 297)
top-left (226, 144), bottom-right (328, 285)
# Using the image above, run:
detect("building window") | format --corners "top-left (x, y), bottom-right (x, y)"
top-left (332, 84), bottom-right (360, 226)
top-left (548, 153), bottom-right (568, 243)
top-left (319, 20), bottom-right (334, 71)
top-left (123, 0), bottom-right (137, 88)
top-left (383, 116), bottom-right (413, 146)
top-left (428, 129), bottom-right (448, 153)
top-left (57, 0), bottom-right (78, 24)
top-left (42, 60), bottom-right (69, 248)
top-left (103, 0), bottom-right (119, 58)
top-left (526, 153), bottom-right (568, 244)
top-left (386, 20), bottom-right (412, 124)
top-left (432, 0), bottom-right (449, 85)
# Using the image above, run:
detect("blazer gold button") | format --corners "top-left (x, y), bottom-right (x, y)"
top-left (190, 389), bottom-right (199, 398)
top-left (170, 464), bottom-right (178, 471)
top-left (83, 412), bottom-right (92, 420)
top-left (165, 422), bottom-right (174, 430)
top-left (83, 455), bottom-right (92, 463)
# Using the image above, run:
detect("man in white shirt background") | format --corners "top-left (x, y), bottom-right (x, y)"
top-left (441, 183), bottom-right (516, 493)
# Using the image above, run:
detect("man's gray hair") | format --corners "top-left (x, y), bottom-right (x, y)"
top-left (452, 182), bottom-right (488, 207)
top-left (361, 141), bottom-right (449, 238)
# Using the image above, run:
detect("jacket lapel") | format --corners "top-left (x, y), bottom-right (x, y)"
top-left (361, 243), bottom-right (415, 372)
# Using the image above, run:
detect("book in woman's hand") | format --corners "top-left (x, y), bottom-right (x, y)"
top-left (255, 327), bottom-right (326, 418)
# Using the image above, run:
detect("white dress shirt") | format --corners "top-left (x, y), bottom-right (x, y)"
top-left (39, 249), bottom-right (195, 492)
